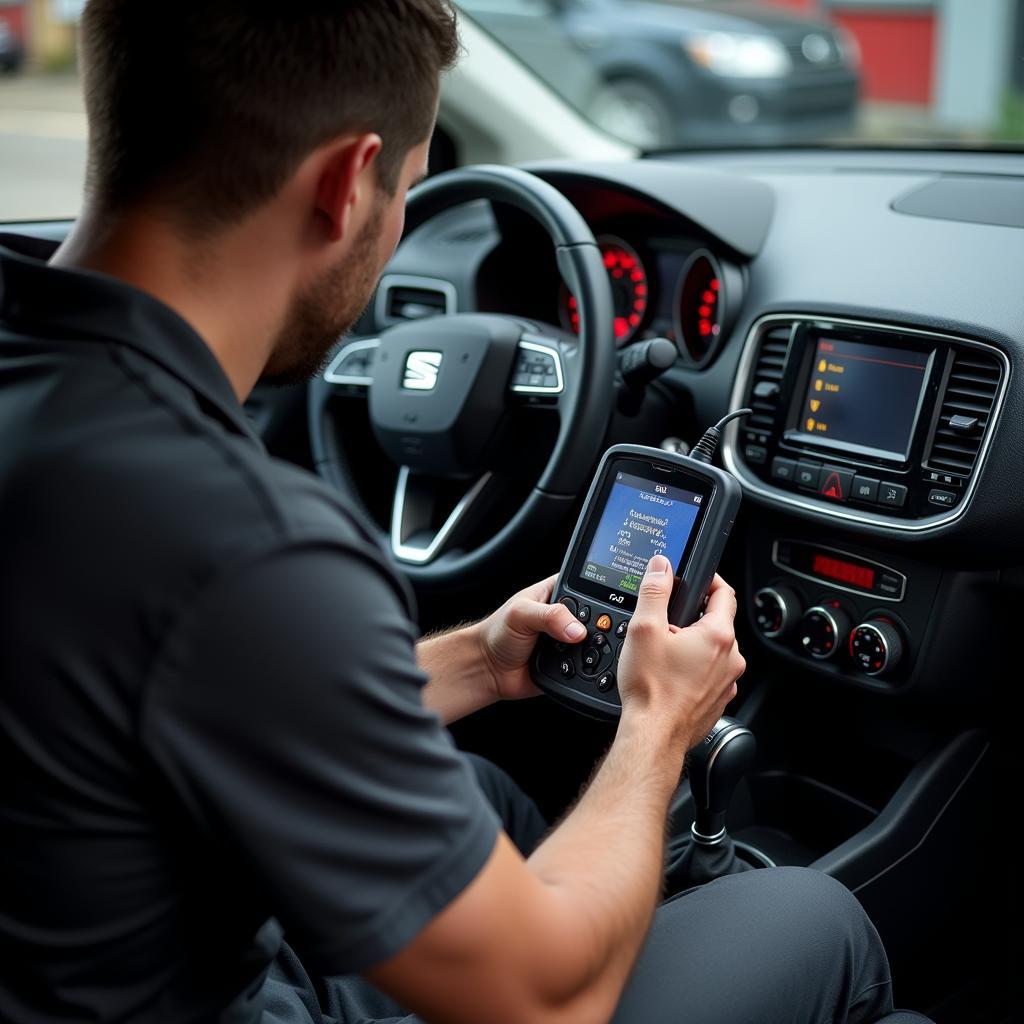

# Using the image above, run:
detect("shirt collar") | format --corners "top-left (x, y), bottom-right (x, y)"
top-left (0, 232), bottom-right (262, 444)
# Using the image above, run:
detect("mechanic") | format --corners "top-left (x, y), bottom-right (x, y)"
top-left (0, 2), bottom-right (906, 1022)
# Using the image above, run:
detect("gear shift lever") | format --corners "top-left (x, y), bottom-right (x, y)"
top-left (687, 717), bottom-right (757, 846)
top-left (665, 717), bottom-right (761, 892)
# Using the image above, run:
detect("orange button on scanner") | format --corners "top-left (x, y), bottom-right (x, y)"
top-left (595, 614), bottom-right (613, 632)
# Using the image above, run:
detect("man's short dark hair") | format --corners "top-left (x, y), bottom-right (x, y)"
top-left (79, 0), bottom-right (458, 233)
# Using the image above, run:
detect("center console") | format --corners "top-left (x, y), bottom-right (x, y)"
top-left (721, 315), bottom-right (1008, 694)
top-left (723, 314), bottom-right (1008, 529)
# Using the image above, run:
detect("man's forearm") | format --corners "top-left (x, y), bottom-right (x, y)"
top-left (418, 622), bottom-right (497, 725)
top-left (526, 710), bottom-right (690, 1014)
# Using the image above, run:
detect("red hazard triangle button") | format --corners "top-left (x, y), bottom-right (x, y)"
top-left (818, 467), bottom-right (853, 502)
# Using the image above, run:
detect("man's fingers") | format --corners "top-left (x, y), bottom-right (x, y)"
top-left (700, 575), bottom-right (737, 624)
top-left (509, 597), bottom-right (586, 643)
top-left (514, 575), bottom-right (558, 605)
top-left (632, 555), bottom-right (673, 629)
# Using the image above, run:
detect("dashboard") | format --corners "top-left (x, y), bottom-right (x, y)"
top-left (368, 149), bottom-right (1023, 699)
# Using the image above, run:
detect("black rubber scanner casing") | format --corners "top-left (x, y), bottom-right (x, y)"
top-left (532, 443), bottom-right (742, 719)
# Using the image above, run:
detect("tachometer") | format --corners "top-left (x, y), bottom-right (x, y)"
top-left (560, 236), bottom-right (649, 345)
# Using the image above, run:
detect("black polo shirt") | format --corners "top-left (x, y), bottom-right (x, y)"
top-left (0, 235), bottom-right (500, 1023)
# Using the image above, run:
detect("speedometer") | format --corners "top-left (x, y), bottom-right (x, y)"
top-left (560, 236), bottom-right (649, 345)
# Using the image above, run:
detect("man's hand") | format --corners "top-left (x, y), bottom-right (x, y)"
top-left (478, 576), bottom-right (588, 703)
top-left (617, 555), bottom-right (745, 751)
top-left (418, 576), bottom-right (585, 723)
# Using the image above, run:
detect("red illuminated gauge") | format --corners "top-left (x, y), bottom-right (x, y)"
top-left (560, 236), bottom-right (649, 345)
top-left (676, 249), bottom-right (726, 363)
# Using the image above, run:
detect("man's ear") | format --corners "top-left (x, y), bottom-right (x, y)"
top-left (315, 133), bottom-right (384, 243)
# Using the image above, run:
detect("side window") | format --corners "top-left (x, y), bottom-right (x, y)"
top-left (0, 1), bottom-right (85, 221)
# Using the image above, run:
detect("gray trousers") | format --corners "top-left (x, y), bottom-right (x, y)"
top-left (264, 754), bottom-right (926, 1024)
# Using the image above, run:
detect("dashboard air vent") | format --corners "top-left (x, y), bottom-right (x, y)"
top-left (924, 349), bottom-right (1002, 476)
top-left (746, 323), bottom-right (792, 434)
top-left (378, 276), bottom-right (456, 326)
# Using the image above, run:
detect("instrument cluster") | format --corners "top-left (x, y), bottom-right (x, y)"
top-left (558, 232), bottom-right (740, 365)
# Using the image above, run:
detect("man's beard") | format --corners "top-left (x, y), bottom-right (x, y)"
top-left (261, 204), bottom-right (385, 388)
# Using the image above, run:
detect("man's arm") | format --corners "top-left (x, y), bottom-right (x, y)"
top-left (369, 558), bottom-right (745, 1024)
top-left (418, 576), bottom-right (587, 725)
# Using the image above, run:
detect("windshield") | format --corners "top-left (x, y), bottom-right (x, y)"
top-left (459, 0), bottom-right (1024, 151)
top-left (1, 0), bottom-right (1022, 221)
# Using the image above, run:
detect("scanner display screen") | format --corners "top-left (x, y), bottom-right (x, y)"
top-left (578, 471), bottom-right (705, 597)
top-left (790, 337), bottom-right (932, 461)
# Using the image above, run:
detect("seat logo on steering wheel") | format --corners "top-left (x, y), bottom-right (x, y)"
top-left (402, 351), bottom-right (444, 391)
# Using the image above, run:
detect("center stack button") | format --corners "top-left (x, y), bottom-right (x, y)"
top-left (796, 461), bottom-right (821, 491)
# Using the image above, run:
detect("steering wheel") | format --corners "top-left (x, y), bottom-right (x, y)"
top-left (308, 165), bottom-right (616, 587)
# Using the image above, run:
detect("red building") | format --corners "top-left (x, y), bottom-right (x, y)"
top-left (0, 0), bottom-right (27, 43)
top-left (761, 0), bottom-right (938, 106)
top-left (760, 0), bottom-right (1021, 133)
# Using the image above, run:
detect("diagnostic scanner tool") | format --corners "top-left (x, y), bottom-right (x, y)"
top-left (532, 412), bottom-right (748, 718)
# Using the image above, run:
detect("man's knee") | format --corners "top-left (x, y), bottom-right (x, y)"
top-left (710, 867), bottom-right (892, 1020)
top-left (615, 867), bottom-right (892, 1024)
top-left (748, 865), bottom-right (879, 945)
top-left (715, 866), bottom-right (888, 974)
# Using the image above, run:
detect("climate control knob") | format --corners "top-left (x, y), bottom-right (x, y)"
top-left (753, 586), bottom-right (801, 639)
top-left (850, 619), bottom-right (904, 677)
top-left (798, 605), bottom-right (850, 660)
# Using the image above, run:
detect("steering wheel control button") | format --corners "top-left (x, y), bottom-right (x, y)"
top-left (850, 620), bottom-right (904, 677)
top-left (927, 488), bottom-right (958, 508)
top-left (559, 596), bottom-right (578, 616)
top-left (512, 352), bottom-right (556, 387)
top-left (581, 647), bottom-right (601, 673)
top-left (851, 476), bottom-right (880, 503)
top-left (796, 460), bottom-right (822, 491)
top-left (510, 340), bottom-right (563, 395)
top-left (595, 613), bottom-right (613, 632)
top-left (558, 657), bottom-right (576, 679)
top-left (596, 670), bottom-right (616, 693)
top-left (770, 456), bottom-right (797, 483)
top-left (576, 604), bottom-right (592, 625)
top-left (615, 619), bottom-right (629, 639)
top-left (878, 482), bottom-right (908, 508)
top-left (798, 605), bottom-right (850, 660)
top-left (818, 466), bottom-right (854, 503)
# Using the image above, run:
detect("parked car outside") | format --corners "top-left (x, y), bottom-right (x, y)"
top-left (461, 0), bottom-right (861, 148)
top-left (0, 19), bottom-right (25, 74)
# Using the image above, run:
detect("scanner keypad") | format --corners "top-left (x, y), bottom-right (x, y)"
top-left (536, 600), bottom-right (632, 705)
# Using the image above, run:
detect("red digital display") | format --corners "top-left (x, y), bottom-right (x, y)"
top-left (812, 553), bottom-right (875, 590)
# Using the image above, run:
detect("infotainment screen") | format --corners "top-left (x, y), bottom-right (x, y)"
top-left (789, 337), bottom-right (933, 461)
top-left (576, 469), bottom-right (706, 602)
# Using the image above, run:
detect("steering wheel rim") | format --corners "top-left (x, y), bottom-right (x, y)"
top-left (309, 164), bottom-right (616, 587)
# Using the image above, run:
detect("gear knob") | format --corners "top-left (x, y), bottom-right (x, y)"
top-left (686, 717), bottom-right (756, 845)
